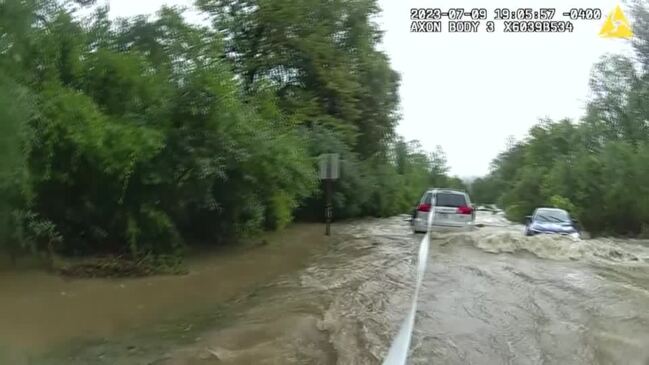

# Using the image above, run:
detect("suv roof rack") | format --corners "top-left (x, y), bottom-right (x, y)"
top-left (431, 188), bottom-right (466, 193)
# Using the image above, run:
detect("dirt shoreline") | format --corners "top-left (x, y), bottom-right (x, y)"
top-left (0, 223), bottom-right (330, 364)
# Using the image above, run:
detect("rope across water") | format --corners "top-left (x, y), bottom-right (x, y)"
top-left (382, 210), bottom-right (433, 365)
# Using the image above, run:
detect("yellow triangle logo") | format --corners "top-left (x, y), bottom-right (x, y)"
top-left (599, 5), bottom-right (633, 39)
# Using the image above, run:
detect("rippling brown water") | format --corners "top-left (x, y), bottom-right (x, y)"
top-left (4, 213), bottom-right (649, 364)
top-left (0, 224), bottom-right (328, 364)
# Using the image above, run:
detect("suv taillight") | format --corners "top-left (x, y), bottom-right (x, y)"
top-left (417, 203), bottom-right (431, 212)
top-left (457, 205), bottom-right (473, 215)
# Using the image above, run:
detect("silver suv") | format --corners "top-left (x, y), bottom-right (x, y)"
top-left (412, 189), bottom-right (475, 233)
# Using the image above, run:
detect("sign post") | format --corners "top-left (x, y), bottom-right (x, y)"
top-left (318, 153), bottom-right (339, 236)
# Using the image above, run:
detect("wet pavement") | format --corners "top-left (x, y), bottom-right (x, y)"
top-left (4, 213), bottom-right (649, 364)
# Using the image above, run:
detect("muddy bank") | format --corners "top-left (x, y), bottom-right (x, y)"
top-left (0, 223), bottom-right (328, 364)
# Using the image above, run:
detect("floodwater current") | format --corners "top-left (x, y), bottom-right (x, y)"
top-left (2, 213), bottom-right (649, 364)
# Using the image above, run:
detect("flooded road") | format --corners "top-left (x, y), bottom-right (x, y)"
top-left (5, 213), bottom-right (649, 364)
top-left (0, 224), bottom-right (329, 364)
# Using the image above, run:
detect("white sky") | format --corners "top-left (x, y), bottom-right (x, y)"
top-left (378, 0), bottom-right (633, 177)
top-left (94, 0), bottom-right (634, 177)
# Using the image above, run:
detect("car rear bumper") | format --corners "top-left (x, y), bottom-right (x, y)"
top-left (430, 223), bottom-right (474, 231)
top-left (414, 219), bottom-right (474, 233)
top-left (528, 230), bottom-right (580, 238)
top-left (413, 218), bottom-right (427, 232)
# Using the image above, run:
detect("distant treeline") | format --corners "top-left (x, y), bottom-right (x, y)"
top-left (0, 0), bottom-right (465, 260)
top-left (470, 1), bottom-right (649, 237)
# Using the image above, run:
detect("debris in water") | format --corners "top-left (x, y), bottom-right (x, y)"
top-left (609, 250), bottom-right (623, 259)
top-left (206, 347), bottom-right (221, 360)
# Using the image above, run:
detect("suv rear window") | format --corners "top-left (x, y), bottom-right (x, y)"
top-left (435, 193), bottom-right (466, 207)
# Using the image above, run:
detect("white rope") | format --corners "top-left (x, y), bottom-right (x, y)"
top-left (382, 209), bottom-right (433, 365)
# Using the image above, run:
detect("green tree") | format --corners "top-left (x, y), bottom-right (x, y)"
top-left (0, 0), bottom-right (458, 266)
top-left (474, 34), bottom-right (649, 234)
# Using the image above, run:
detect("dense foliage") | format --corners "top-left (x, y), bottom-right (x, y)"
top-left (0, 0), bottom-right (462, 261)
top-left (470, 2), bottom-right (649, 236)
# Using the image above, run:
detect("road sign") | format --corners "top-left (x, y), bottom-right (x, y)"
top-left (319, 153), bottom-right (339, 180)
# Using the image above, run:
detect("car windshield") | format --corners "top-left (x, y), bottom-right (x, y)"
top-left (435, 193), bottom-right (466, 207)
top-left (535, 210), bottom-right (570, 223)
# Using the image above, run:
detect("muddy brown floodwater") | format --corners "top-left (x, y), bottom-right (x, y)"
top-left (0, 224), bottom-right (328, 364)
top-left (3, 213), bottom-right (649, 364)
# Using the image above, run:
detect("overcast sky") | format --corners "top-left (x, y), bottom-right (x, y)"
top-left (96, 0), bottom-right (634, 177)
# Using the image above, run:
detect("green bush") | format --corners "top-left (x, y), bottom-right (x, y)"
top-left (265, 191), bottom-right (298, 230)
top-left (548, 195), bottom-right (577, 214)
top-left (0, 0), bottom-right (461, 266)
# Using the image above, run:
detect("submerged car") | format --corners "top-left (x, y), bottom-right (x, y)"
top-left (412, 189), bottom-right (475, 233)
top-left (524, 208), bottom-right (580, 238)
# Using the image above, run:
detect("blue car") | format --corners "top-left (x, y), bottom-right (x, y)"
top-left (524, 207), bottom-right (581, 238)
